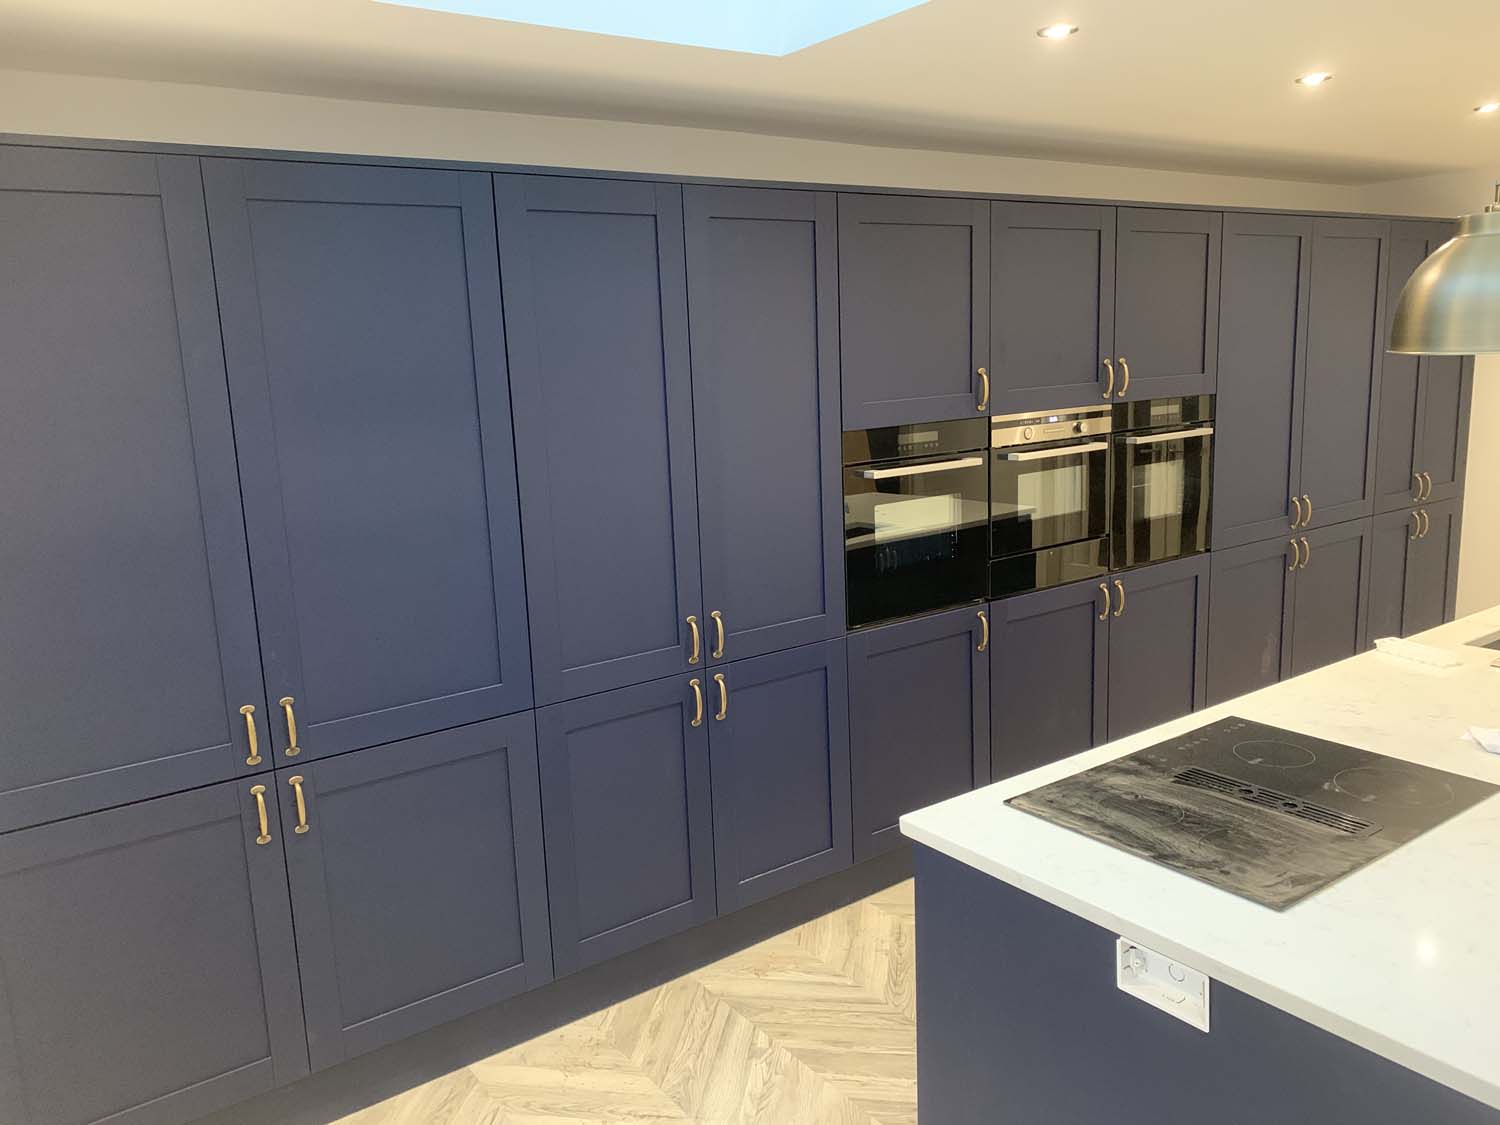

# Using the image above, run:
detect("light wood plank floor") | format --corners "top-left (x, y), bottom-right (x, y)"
top-left (336, 879), bottom-right (917, 1125)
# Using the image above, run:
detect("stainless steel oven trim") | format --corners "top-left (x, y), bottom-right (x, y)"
top-left (990, 405), bottom-right (1112, 425)
top-left (1120, 426), bottom-right (1215, 446)
top-left (852, 456), bottom-right (986, 479)
top-left (997, 441), bottom-right (1110, 462)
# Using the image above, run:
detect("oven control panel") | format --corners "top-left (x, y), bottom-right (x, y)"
top-left (992, 405), bottom-right (1113, 449)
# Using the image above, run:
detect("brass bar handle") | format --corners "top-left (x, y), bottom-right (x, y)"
top-left (710, 610), bottom-right (725, 659)
top-left (1301, 494), bottom-right (1312, 525)
top-left (976, 609), bottom-right (989, 652)
top-left (287, 775), bottom-right (310, 834)
top-left (1299, 536), bottom-right (1311, 569)
top-left (1116, 356), bottom-right (1130, 398)
top-left (250, 784), bottom-right (271, 846)
top-left (1412, 472), bottom-right (1424, 504)
top-left (976, 367), bottom-right (990, 412)
top-left (689, 678), bottom-right (704, 727)
top-left (686, 615), bottom-right (701, 665)
top-left (1097, 582), bottom-right (1111, 620)
top-left (1419, 509), bottom-right (1430, 538)
top-left (1409, 511), bottom-right (1421, 540)
top-left (240, 704), bottom-right (262, 766)
top-left (713, 672), bottom-right (728, 721)
top-left (1288, 539), bottom-right (1301, 570)
top-left (1113, 579), bottom-right (1126, 617)
top-left (1421, 471), bottom-right (1433, 501)
top-left (1290, 495), bottom-right (1304, 528)
top-left (279, 696), bottom-right (301, 758)
top-left (1101, 358), bottom-right (1115, 400)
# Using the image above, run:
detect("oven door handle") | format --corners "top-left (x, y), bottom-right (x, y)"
top-left (996, 441), bottom-right (1110, 462)
top-left (1120, 426), bottom-right (1215, 446)
top-left (852, 456), bottom-right (985, 479)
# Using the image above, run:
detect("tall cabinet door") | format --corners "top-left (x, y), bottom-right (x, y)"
top-left (1112, 208), bottom-right (1221, 400)
top-left (1367, 507), bottom-right (1418, 642)
top-left (205, 160), bottom-right (532, 765)
top-left (278, 714), bottom-right (552, 1071)
top-left (848, 607), bottom-right (989, 859)
top-left (1418, 353), bottom-right (1472, 504)
top-left (1404, 499), bottom-right (1462, 635)
top-left (990, 201), bottom-right (1116, 411)
top-left (1212, 213), bottom-right (1312, 548)
top-left (990, 583), bottom-right (1108, 781)
top-left (1373, 222), bottom-right (1431, 513)
top-left (1300, 218), bottom-right (1390, 528)
top-left (0, 147), bottom-right (265, 833)
top-left (708, 640), bottom-right (852, 912)
top-left (1207, 537), bottom-right (1297, 705)
top-left (498, 175), bottom-right (703, 705)
top-left (0, 781), bottom-right (307, 1125)
top-left (1289, 519), bottom-right (1372, 676)
top-left (838, 194), bottom-right (989, 427)
top-left (1105, 555), bottom-right (1209, 741)
top-left (684, 187), bottom-right (845, 663)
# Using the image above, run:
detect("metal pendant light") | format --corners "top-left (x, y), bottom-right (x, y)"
top-left (1388, 181), bottom-right (1500, 355)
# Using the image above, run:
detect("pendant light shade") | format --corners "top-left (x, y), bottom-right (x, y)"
top-left (1388, 183), bottom-right (1500, 355)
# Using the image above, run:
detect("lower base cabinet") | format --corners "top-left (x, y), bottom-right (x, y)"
top-left (1104, 557), bottom-right (1210, 740)
top-left (0, 780), bottom-right (307, 1125)
top-left (278, 714), bottom-right (552, 1071)
top-left (1369, 500), bottom-right (1462, 641)
top-left (1288, 519), bottom-right (1372, 676)
top-left (848, 607), bottom-right (989, 859)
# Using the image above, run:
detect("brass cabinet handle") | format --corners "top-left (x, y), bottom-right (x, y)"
top-left (1419, 509), bottom-right (1431, 538)
top-left (1409, 511), bottom-right (1421, 540)
top-left (1101, 358), bottom-right (1115, 399)
top-left (240, 704), bottom-right (262, 766)
top-left (710, 610), bottom-right (725, 659)
top-left (1299, 536), bottom-right (1311, 569)
top-left (250, 784), bottom-right (271, 845)
top-left (279, 696), bottom-right (301, 758)
top-left (1421, 471), bottom-right (1433, 501)
top-left (1288, 539), bottom-right (1302, 570)
top-left (1113, 579), bottom-right (1126, 617)
top-left (1097, 582), bottom-right (1111, 620)
top-left (976, 367), bottom-right (990, 412)
top-left (1116, 356), bottom-right (1130, 398)
top-left (1301, 494), bottom-right (1312, 525)
top-left (686, 615), bottom-right (701, 665)
top-left (1290, 496), bottom-right (1304, 529)
top-left (713, 672), bottom-right (728, 721)
top-left (287, 775), bottom-right (310, 834)
top-left (689, 678), bottom-right (704, 727)
top-left (1412, 472), bottom-right (1424, 503)
top-left (976, 609), bottom-right (989, 652)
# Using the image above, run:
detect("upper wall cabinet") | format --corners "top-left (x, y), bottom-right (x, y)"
top-left (205, 160), bottom-right (532, 764)
top-left (839, 194), bottom-right (990, 427)
top-left (498, 175), bottom-right (703, 705)
top-left (683, 187), bottom-right (846, 663)
top-left (0, 148), bottom-right (265, 833)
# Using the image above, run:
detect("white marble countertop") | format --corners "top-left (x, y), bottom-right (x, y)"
top-left (902, 604), bottom-right (1500, 1110)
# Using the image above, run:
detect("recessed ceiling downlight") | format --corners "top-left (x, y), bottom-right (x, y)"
top-left (1295, 71), bottom-right (1334, 87)
top-left (1036, 22), bottom-right (1079, 39)
top-left (1476, 101), bottom-right (1500, 115)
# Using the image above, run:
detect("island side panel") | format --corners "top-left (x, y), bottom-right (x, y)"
top-left (913, 846), bottom-right (1500, 1125)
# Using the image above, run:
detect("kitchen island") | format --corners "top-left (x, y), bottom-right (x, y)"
top-left (903, 605), bottom-right (1500, 1124)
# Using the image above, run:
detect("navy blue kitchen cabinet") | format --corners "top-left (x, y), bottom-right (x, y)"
top-left (276, 713), bottom-right (551, 1071)
top-left (1369, 500), bottom-right (1463, 641)
top-left (1212, 213), bottom-right (1313, 549)
top-left (707, 640), bottom-right (852, 911)
top-left (1207, 537), bottom-right (1297, 705)
top-left (498, 175), bottom-right (704, 705)
top-left (205, 160), bottom-right (532, 765)
top-left (847, 607), bottom-right (989, 859)
top-left (0, 147), bottom-right (266, 833)
top-left (838, 193), bottom-right (990, 426)
top-left (536, 676), bottom-right (716, 974)
top-left (0, 780), bottom-right (307, 1125)
top-left (1289, 518), bottom-right (1372, 675)
top-left (683, 186), bottom-right (846, 663)
top-left (1104, 555), bottom-right (1210, 740)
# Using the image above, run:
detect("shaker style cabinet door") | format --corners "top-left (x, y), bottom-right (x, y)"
top-left (990, 201), bottom-right (1116, 412)
top-left (0, 781), bottom-right (307, 1125)
top-left (1104, 555), bottom-right (1209, 741)
top-left (1373, 222), bottom-right (1432, 513)
top-left (1112, 208), bottom-right (1221, 401)
top-left (838, 193), bottom-right (990, 427)
top-left (1367, 507), bottom-right (1418, 642)
top-left (708, 640), bottom-right (853, 912)
top-left (683, 187), bottom-right (846, 663)
top-left (498, 175), bottom-right (704, 705)
top-left (1207, 537), bottom-right (1296, 706)
top-left (0, 147), bottom-right (266, 833)
top-left (536, 676), bottom-right (715, 974)
top-left (278, 714), bottom-right (552, 1071)
top-left (848, 607), bottom-right (989, 859)
top-left (205, 160), bottom-right (532, 765)
top-left (1288, 518), bottom-right (1372, 676)
top-left (1212, 213), bottom-right (1313, 549)
top-left (1403, 499), bottom-right (1463, 636)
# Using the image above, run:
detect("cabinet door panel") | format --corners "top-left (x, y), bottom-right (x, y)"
top-left (1212, 214), bottom-right (1312, 548)
top-left (1290, 519), bottom-right (1371, 676)
top-left (537, 677), bottom-right (715, 973)
top-left (1373, 223), bottom-right (1429, 513)
top-left (1367, 507), bottom-right (1416, 644)
top-left (838, 194), bottom-right (989, 427)
top-left (0, 147), bottom-right (264, 833)
top-left (1113, 208), bottom-right (1221, 400)
top-left (848, 608), bottom-right (989, 859)
top-left (991, 201), bottom-right (1115, 411)
top-left (1106, 555), bottom-right (1209, 741)
top-left (1418, 355), bottom-right (1472, 503)
top-left (710, 641), bottom-right (852, 911)
top-left (684, 187), bottom-right (844, 662)
top-left (1301, 219), bottom-right (1389, 527)
top-left (206, 160), bottom-right (531, 762)
top-left (1207, 537), bottom-right (1296, 705)
top-left (1404, 500), bottom-right (1462, 636)
top-left (990, 583), bottom-right (1107, 780)
top-left (499, 175), bottom-right (702, 704)
top-left (279, 714), bottom-right (551, 1070)
top-left (0, 781), bottom-right (306, 1125)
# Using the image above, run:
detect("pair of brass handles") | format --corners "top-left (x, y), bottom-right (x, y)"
top-left (1409, 509), bottom-right (1432, 540)
top-left (1289, 494), bottom-right (1314, 529)
top-left (1101, 356), bottom-right (1131, 399)
top-left (1096, 580), bottom-right (1127, 619)
top-left (689, 674), bottom-right (729, 727)
top-left (685, 611), bottom-right (726, 665)
top-left (1288, 536), bottom-right (1313, 570)
top-left (1412, 471), bottom-right (1434, 502)
top-left (249, 774), bottom-right (311, 845)
top-left (239, 697), bottom-right (302, 766)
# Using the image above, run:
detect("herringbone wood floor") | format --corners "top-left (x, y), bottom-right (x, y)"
top-left (335, 879), bottom-right (917, 1125)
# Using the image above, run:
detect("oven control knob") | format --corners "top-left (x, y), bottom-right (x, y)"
top-left (1074, 422), bottom-right (1087, 434)
top-left (1022, 426), bottom-right (1034, 440)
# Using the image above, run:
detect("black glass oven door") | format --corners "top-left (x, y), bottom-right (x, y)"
top-left (1112, 426), bottom-right (1214, 569)
top-left (990, 440), bottom-right (1109, 559)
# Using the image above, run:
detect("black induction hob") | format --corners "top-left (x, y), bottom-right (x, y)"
top-left (1007, 716), bottom-right (1498, 909)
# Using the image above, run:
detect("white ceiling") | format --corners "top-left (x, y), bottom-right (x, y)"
top-left (1, 0), bottom-right (1496, 184)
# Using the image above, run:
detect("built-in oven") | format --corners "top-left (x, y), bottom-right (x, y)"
top-left (988, 405), bottom-right (1113, 599)
top-left (843, 418), bottom-right (990, 629)
top-left (1111, 395), bottom-right (1214, 570)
